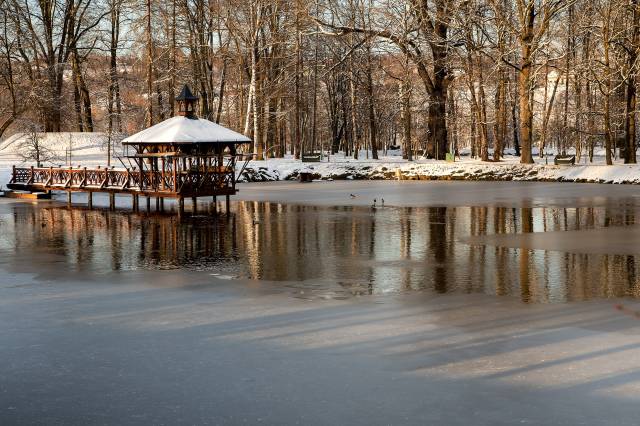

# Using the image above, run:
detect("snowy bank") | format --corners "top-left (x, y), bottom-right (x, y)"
top-left (239, 156), bottom-right (640, 185)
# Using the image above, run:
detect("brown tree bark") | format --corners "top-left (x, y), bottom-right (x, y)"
top-left (625, 0), bottom-right (639, 163)
top-left (145, 0), bottom-right (154, 127)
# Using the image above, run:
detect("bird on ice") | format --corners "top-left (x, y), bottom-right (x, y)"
top-left (350, 194), bottom-right (356, 198)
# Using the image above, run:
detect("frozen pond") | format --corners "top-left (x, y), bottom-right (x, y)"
top-left (3, 181), bottom-right (640, 425)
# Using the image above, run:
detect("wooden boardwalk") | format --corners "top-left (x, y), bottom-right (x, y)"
top-left (7, 162), bottom-right (247, 212)
top-left (8, 165), bottom-right (236, 196)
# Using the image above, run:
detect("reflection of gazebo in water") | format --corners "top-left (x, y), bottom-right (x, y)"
top-left (9, 85), bottom-right (252, 213)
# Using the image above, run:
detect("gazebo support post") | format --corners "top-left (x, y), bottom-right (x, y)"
top-left (87, 192), bottom-right (93, 209)
top-left (179, 197), bottom-right (185, 214)
top-left (192, 197), bottom-right (197, 213)
top-left (67, 191), bottom-right (72, 206)
top-left (132, 194), bottom-right (139, 211)
top-left (109, 193), bottom-right (116, 210)
top-left (146, 196), bottom-right (151, 211)
top-left (225, 194), bottom-right (230, 213)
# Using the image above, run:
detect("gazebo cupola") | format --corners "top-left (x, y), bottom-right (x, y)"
top-left (176, 85), bottom-right (199, 118)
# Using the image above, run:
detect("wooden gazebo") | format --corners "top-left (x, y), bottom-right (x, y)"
top-left (8, 85), bottom-right (252, 212)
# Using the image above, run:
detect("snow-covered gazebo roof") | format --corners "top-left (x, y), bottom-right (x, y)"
top-left (122, 116), bottom-right (251, 145)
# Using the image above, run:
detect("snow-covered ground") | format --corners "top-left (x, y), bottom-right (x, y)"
top-left (239, 149), bottom-right (640, 185)
top-left (2, 133), bottom-right (640, 189)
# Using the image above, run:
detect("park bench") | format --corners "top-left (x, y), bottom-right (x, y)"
top-left (301, 153), bottom-right (322, 162)
top-left (554, 155), bottom-right (575, 165)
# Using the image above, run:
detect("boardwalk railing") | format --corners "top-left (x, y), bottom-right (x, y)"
top-left (9, 165), bottom-right (236, 197)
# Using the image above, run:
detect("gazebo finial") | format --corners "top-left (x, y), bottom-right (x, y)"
top-left (176, 84), bottom-right (199, 118)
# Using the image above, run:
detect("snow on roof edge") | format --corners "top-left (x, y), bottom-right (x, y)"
top-left (122, 116), bottom-right (251, 144)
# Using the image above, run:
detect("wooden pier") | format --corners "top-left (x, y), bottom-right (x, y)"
top-left (7, 160), bottom-right (248, 212)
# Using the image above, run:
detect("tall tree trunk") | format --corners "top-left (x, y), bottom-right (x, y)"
top-left (311, 9), bottom-right (319, 154)
top-left (477, 55), bottom-right (489, 161)
top-left (540, 68), bottom-right (560, 157)
top-left (401, 75), bottom-right (412, 161)
top-left (626, 0), bottom-right (639, 163)
top-left (603, 7), bottom-right (614, 165)
top-left (76, 59), bottom-right (94, 131)
top-left (145, 0), bottom-right (154, 127)
top-left (365, 44), bottom-right (378, 159)
top-left (517, 3), bottom-right (535, 164)
top-left (266, 97), bottom-right (277, 157)
top-left (350, 68), bottom-right (359, 159)
top-left (252, 45), bottom-right (263, 160)
top-left (511, 70), bottom-right (521, 156)
top-left (562, 5), bottom-right (572, 154)
top-left (293, 5), bottom-right (301, 158)
top-left (215, 57), bottom-right (227, 123)
top-left (72, 77), bottom-right (84, 132)
top-left (493, 25), bottom-right (507, 161)
top-left (169, 0), bottom-right (176, 116)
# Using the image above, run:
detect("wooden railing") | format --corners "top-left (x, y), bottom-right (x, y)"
top-left (9, 165), bottom-right (236, 196)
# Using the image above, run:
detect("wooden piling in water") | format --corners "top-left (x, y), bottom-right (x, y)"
top-left (225, 194), bottom-right (230, 212)
top-left (87, 192), bottom-right (93, 209)
top-left (109, 193), bottom-right (116, 210)
top-left (67, 191), bottom-right (72, 205)
top-left (146, 196), bottom-right (151, 211)
top-left (179, 197), bottom-right (185, 214)
top-left (132, 194), bottom-right (139, 211)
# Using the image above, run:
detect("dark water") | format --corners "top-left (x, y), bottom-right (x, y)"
top-left (1, 201), bottom-right (639, 303)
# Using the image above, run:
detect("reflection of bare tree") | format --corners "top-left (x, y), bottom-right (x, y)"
top-left (494, 208), bottom-right (508, 297)
top-left (4, 203), bottom-right (640, 303)
top-left (430, 207), bottom-right (448, 293)
top-left (400, 208), bottom-right (412, 290)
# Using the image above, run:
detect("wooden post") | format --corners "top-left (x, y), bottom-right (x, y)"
top-left (192, 197), bottom-right (197, 213)
top-left (67, 191), bottom-right (72, 205)
top-left (172, 157), bottom-right (178, 193)
top-left (109, 193), bottom-right (116, 210)
top-left (88, 192), bottom-right (93, 209)
top-left (225, 194), bottom-right (230, 213)
top-left (133, 194), bottom-right (139, 211)
top-left (155, 197), bottom-right (160, 211)
top-left (146, 196), bottom-right (151, 211)
top-left (161, 157), bottom-right (166, 190)
top-left (179, 197), bottom-right (185, 214)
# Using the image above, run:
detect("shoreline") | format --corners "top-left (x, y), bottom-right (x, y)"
top-left (240, 159), bottom-right (640, 185)
top-left (4, 179), bottom-right (640, 210)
